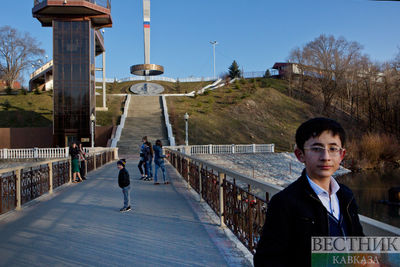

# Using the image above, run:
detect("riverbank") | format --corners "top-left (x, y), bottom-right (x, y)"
top-left (194, 152), bottom-right (350, 187)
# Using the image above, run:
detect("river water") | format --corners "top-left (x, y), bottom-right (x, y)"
top-left (336, 169), bottom-right (400, 228)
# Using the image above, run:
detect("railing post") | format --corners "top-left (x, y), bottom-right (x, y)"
top-left (85, 158), bottom-right (88, 176)
top-left (114, 148), bottom-right (119, 160)
top-left (49, 162), bottom-right (53, 194)
top-left (271, 144), bottom-right (275, 153)
top-left (65, 147), bottom-right (69, 158)
top-left (199, 163), bottom-right (203, 202)
top-left (175, 153), bottom-right (178, 168)
top-left (187, 158), bottom-right (191, 190)
top-left (209, 144), bottom-right (213, 155)
top-left (219, 171), bottom-right (226, 228)
top-left (16, 169), bottom-right (22, 210)
top-left (3, 148), bottom-right (8, 159)
top-left (252, 144), bottom-right (256, 153)
top-left (232, 144), bottom-right (235, 154)
top-left (248, 184), bottom-right (254, 251)
top-left (34, 147), bottom-right (39, 158)
top-left (94, 153), bottom-right (97, 170)
top-left (69, 159), bottom-right (72, 183)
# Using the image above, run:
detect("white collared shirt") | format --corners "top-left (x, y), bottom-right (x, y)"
top-left (307, 175), bottom-right (340, 220)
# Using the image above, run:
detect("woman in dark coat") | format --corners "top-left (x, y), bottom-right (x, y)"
top-left (69, 142), bottom-right (83, 183)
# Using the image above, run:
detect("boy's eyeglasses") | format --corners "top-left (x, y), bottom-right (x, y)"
top-left (303, 146), bottom-right (344, 156)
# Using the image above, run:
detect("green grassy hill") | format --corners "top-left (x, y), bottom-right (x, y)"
top-left (0, 92), bottom-right (53, 127)
top-left (167, 78), bottom-right (320, 151)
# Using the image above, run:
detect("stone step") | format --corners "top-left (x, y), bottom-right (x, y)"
top-left (117, 95), bottom-right (169, 153)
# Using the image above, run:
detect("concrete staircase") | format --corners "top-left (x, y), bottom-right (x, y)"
top-left (117, 96), bottom-right (169, 156)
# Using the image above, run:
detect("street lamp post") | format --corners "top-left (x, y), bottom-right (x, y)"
top-left (184, 112), bottom-right (189, 146)
top-left (210, 41), bottom-right (218, 79)
top-left (90, 113), bottom-right (96, 148)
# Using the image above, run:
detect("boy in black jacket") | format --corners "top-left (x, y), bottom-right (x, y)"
top-left (117, 159), bottom-right (131, 212)
top-left (254, 117), bottom-right (364, 266)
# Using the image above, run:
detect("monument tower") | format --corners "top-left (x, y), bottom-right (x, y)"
top-left (32, 0), bottom-right (112, 147)
top-left (130, 0), bottom-right (164, 81)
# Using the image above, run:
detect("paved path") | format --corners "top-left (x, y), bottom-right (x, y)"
top-left (0, 160), bottom-right (251, 267)
top-left (118, 96), bottom-right (169, 156)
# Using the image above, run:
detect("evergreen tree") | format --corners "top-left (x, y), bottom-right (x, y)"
top-left (264, 69), bottom-right (271, 78)
top-left (228, 60), bottom-right (241, 79)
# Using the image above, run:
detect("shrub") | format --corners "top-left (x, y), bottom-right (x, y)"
top-left (20, 88), bottom-right (28, 95)
top-left (5, 87), bottom-right (12, 95)
top-left (241, 92), bottom-right (250, 99)
top-left (346, 132), bottom-right (400, 169)
top-left (234, 80), bottom-right (241, 90)
top-left (261, 78), bottom-right (271, 88)
top-left (2, 100), bottom-right (11, 110)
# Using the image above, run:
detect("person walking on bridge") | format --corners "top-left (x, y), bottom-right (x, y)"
top-left (138, 136), bottom-right (148, 180)
top-left (153, 140), bottom-right (168, 185)
top-left (69, 142), bottom-right (83, 183)
top-left (145, 141), bottom-right (154, 179)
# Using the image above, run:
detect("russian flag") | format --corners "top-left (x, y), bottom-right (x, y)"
top-left (144, 22), bottom-right (150, 28)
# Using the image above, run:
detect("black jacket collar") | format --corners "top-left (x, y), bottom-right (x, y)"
top-left (298, 169), bottom-right (354, 207)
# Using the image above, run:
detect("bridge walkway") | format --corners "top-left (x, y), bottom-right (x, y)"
top-left (0, 158), bottom-right (251, 266)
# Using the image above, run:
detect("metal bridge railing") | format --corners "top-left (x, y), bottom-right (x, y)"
top-left (0, 148), bottom-right (117, 215)
top-left (165, 148), bottom-right (283, 254)
top-left (166, 148), bottom-right (400, 251)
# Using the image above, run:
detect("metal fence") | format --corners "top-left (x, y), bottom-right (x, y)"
top-left (165, 149), bottom-right (283, 254)
top-left (0, 148), bottom-right (68, 159)
top-left (165, 144), bottom-right (275, 155)
top-left (0, 149), bottom-right (117, 215)
top-left (97, 76), bottom-right (218, 84)
top-left (0, 147), bottom-right (116, 160)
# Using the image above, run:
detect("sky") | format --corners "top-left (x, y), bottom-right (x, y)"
top-left (1, 0), bottom-right (400, 85)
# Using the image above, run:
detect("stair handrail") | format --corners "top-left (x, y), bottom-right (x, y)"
top-left (111, 94), bottom-right (131, 147)
top-left (161, 95), bottom-right (175, 146)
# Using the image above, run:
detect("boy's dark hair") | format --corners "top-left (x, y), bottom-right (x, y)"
top-left (295, 117), bottom-right (346, 151)
top-left (117, 159), bottom-right (126, 166)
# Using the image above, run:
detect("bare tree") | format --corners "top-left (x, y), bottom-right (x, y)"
top-left (394, 47), bottom-right (400, 70)
top-left (297, 34), bottom-right (363, 111)
top-left (0, 26), bottom-right (44, 89)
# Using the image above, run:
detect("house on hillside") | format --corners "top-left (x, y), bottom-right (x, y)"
top-left (272, 62), bottom-right (303, 78)
top-left (0, 80), bottom-right (21, 90)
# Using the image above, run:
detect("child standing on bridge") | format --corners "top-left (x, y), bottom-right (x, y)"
top-left (117, 159), bottom-right (131, 212)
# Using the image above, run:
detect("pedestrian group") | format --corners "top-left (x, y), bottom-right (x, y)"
top-left (117, 136), bottom-right (168, 212)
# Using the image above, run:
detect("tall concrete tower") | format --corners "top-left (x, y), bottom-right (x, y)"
top-left (32, 0), bottom-right (112, 147)
top-left (131, 0), bottom-right (164, 81)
